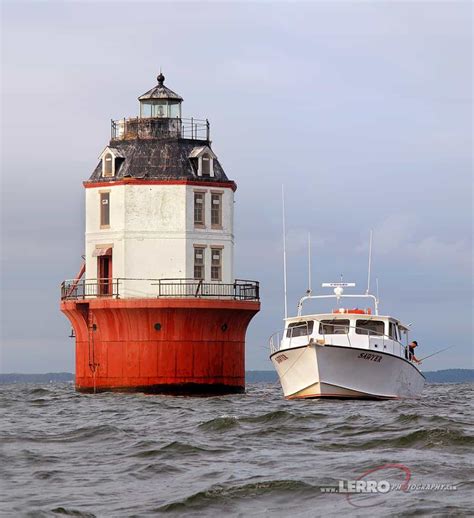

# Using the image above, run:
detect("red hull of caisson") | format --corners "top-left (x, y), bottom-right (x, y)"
top-left (60, 298), bottom-right (260, 394)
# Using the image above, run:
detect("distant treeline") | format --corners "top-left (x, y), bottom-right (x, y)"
top-left (0, 372), bottom-right (74, 384)
top-left (0, 369), bottom-right (473, 384)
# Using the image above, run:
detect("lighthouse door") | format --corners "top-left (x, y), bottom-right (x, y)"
top-left (97, 255), bottom-right (112, 296)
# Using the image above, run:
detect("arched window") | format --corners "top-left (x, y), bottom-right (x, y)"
top-left (103, 153), bottom-right (114, 177)
top-left (201, 153), bottom-right (211, 176)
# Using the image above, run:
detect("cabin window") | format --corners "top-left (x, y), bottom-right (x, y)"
top-left (211, 193), bottom-right (222, 227)
top-left (201, 153), bottom-right (211, 176)
top-left (194, 192), bottom-right (205, 226)
top-left (319, 319), bottom-right (350, 335)
top-left (211, 248), bottom-right (222, 281)
top-left (286, 321), bottom-right (314, 338)
top-left (389, 322), bottom-right (398, 340)
top-left (100, 192), bottom-right (110, 227)
top-left (103, 153), bottom-right (114, 177)
top-left (356, 320), bottom-right (385, 336)
top-left (194, 247), bottom-right (205, 280)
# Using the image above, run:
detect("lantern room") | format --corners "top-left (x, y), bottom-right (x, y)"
top-left (138, 72), bottom-right (183, 119)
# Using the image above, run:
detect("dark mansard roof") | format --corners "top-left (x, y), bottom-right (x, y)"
top-left (86, 138), bottom-right (230, 184)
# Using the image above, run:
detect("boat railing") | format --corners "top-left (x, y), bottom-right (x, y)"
top-left (269, 320), bottom-right (407, 359)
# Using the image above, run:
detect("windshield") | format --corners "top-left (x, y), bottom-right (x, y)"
top-left (286, 321), bottom-right (314, 338)
top-left (319, 319), bottom-right (350, 335)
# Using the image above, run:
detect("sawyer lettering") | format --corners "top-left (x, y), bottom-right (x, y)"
top-left (358, 352), bottom-right (382, 362)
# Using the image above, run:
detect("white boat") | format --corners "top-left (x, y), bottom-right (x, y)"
top-left (269, 283), bottom-right (425, 399)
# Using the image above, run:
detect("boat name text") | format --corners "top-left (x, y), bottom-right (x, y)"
top-left (358, 352), bottom-right (382, 362)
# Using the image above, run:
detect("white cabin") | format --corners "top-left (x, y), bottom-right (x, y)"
top-left (278, 312), bottom-right (410, 359)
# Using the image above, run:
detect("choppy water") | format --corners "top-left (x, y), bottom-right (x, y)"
top-left (1, 382), bottom-right (472, 517)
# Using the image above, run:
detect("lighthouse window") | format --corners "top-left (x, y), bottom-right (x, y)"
top-left (211, 193), bottom-right (222, 227)
top-left (211, 248), bottom-right (222, 281)
top-left (194, 192), bottom-right (205, 226)
top-left (194, 247), bottom-right (205, 280)
top-left (355, 320), bottom-right (385, 337)
top-left (100, 192), bottom-right (110, 227)
top-left (103, 153), bottom-right (114, 177)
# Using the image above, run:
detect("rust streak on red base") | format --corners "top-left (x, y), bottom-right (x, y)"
top-left (61, 298), bottom-right (260, 394)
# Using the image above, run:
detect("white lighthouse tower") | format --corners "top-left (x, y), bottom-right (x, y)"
top-left (61, 73), bottom-right (260, 394)
top-left (85, 73), bottom-right (235, 296)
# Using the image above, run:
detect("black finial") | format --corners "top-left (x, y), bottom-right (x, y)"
top-left (157, 72), bottom-right (165, 86)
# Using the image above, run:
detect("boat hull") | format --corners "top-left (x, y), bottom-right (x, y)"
top-left (270, 344), bottom-right (425, 399)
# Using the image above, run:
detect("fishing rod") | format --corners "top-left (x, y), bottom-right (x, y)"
top-left (419, 345), bottom-right (455, 362)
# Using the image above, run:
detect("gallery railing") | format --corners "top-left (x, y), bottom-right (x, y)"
top-left (111, 117), bottom-right (210, 141)
top-left (60, 278), bottom-right (259, 301)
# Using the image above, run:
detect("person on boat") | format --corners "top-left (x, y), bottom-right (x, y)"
top-left (408, 341), bottom-right (421, 364)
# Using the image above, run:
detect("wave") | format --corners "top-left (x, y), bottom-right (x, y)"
top-left (28, 388), bottom-right (52, 396)
top-left (354, 428), bottom-right (474, 450)
top-left (132, 462), bottom-right (183, 480)
top-left (15, 424), bottom-right (124, 445)
top-left (33, 470), bottom-right (65, 482)
top-left (158, 441), bottom-right (228, 456)
top-left (198, 410), bottom-right (326, 432)
top-left (50, 507), bottom-right (96, 517)
top-left (155, 480), bottom-right (315, 512)
top-left (198, 416), bottom-right (240, 431)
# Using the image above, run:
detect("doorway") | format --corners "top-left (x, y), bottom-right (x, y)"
top-left (97, 254), bottom-right (112, 296)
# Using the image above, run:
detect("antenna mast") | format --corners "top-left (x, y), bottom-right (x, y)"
top-left (366, 229), bottom-right (373, 294)
top-left (282, 185), bottom-right (288, 319)
top-left (307, 232), bottom-right (312, 295)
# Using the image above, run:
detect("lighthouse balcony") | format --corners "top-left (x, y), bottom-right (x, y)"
top-left (111, 117), bottom-right (210, 142)
top-left (60, 278), bottom-right (259, 301)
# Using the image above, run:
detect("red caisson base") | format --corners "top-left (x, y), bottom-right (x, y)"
top-left (60, 298), bottom-right (260, 394)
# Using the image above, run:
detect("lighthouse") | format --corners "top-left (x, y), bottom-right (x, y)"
top-left (60, 73), bottom-right (260, 394)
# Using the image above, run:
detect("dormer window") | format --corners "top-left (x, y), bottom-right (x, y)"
top-left (99, 147), bottom-right (124, 178)
top-left (103, 153), bottom-right (114, 177)
top-left (189, 146), bottom-right (216, 178)
top-left (201, 154), bottom-right (211, 176)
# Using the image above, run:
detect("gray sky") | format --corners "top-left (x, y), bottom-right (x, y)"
top-left (1, 1), bottom-right (472, 372)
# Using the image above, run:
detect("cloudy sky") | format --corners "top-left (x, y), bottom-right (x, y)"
top-left (1, 1), bottom-right (472, 372)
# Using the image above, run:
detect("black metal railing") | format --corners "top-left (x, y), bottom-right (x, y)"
top-left (60, 278), bottom-right (259, 301)
top-left (111, 117), bottom-right (210, 141)
top-left (153, 279), bottom-right (259, 300)
top-left (61, 278), bottom-right (120, 300)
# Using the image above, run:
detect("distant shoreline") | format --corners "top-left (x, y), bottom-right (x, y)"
top-left (0, 369), bottom-right (472, 384)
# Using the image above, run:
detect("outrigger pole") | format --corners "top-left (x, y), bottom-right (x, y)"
top-left (366, 229), bottom-right (373, 295)
top-left (307, 232), bottom-right (312, 295)
top-left (282, 185), bottom-right (288, 319)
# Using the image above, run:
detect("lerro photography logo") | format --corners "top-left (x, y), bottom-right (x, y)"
top-left (320, 463), bottom-right (457, 508)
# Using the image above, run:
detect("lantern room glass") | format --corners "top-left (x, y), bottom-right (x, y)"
top-left (140, 100), bottom-right (181, 119)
